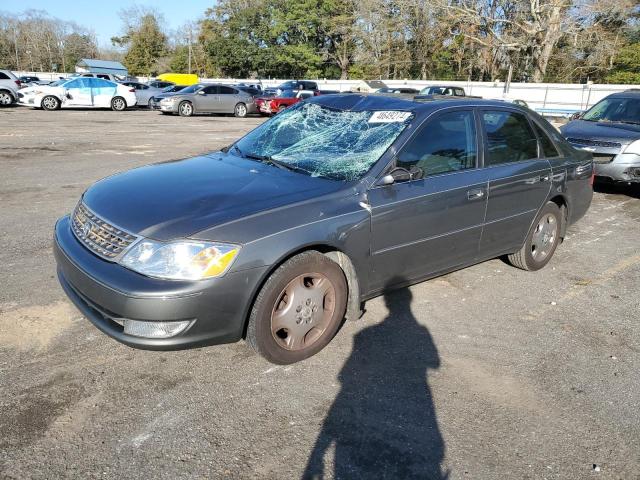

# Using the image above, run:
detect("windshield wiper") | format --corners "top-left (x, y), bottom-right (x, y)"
top-left (244, 152), bottom-right (307, 174)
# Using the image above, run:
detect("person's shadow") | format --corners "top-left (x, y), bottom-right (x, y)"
top-left (303, 285), bottom-right (447, 479)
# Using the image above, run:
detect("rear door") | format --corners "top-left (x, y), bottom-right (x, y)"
top-left (368, 108), bottom-right (487, 291)
top-left (218, 86), bottom-right (239, 113)
top-left (478, 109), bottom-right (552, 257)
top-left (91, 78), bottom-right (118, 107)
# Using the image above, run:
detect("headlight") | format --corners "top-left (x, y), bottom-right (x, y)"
top-left (161, 97), bottom-right (176, 103)
top-left (623, 139), bottom-right (640, 155)
top-left (120, 240), bottom-right (240, 280)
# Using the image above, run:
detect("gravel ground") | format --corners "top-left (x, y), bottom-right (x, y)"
top-left (0, 107), bottom-right (639, 480)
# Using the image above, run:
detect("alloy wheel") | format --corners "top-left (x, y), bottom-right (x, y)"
top-left (180, 102), bottom-right (193, 116)
top-left (0, 92), bottom-right (12, 105)
top-left (42, 96), bottom-right (58, 110)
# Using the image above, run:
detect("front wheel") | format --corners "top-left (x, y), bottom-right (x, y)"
top-left (508, 202), bottom-right (562, 271)
top-left (111, 96), bottom-right (127, 111)
top-left (234, 102), bottom-right (247, 118)
top-left (247, 251), bottom-right (347, 364)
top-left (41, 95), bottom-right (60, 110)
top-left (178, 101), bottom-right (193, 117)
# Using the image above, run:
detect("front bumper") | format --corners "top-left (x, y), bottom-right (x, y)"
top-left (54, 216), bottom-right (268, 350)
top-left (593, 153), bottom-right (640, 183)
top-left (159, 102), bottom-right (179, 113)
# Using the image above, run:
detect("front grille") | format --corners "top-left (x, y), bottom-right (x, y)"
top-left (71, 203), bottom-right (137, 260)
top-left (567, 138), bottom-right (622, 149)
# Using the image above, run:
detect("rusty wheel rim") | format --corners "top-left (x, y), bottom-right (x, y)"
top-left (270, 273), bottom-right (336, 351)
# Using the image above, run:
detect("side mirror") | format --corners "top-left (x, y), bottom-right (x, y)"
top-left (379, 167), bottom-right (412, 186)
top-left (569, 111), bottom-right (584, 121)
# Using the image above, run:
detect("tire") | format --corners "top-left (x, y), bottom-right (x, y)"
top-left (111, 96), bottom-right (127, 111)
top-left (41, 95), bottom-right (60, 111)
top-left (178, 101), bottom-right (194, 117)
top-left (508, 202), bottom-right (562, 271)
top-left (277, 105), bottom-right (287, 113)
top-left (0, 90), bottom-right (14, 106)
top-left (247, 251), bottom-right (348, 364)
top-left (234, 102), bottom-right (248, 118)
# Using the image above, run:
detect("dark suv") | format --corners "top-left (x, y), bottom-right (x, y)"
top-left (561, 90), bottom-right (640, 184)
top-left (54, 96), bottom-right (593, 364)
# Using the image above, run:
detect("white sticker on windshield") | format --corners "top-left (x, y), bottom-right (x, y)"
top-left (368, 111), bottom-right (412, 123)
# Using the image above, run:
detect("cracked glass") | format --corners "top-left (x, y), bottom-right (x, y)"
top-left (234, 102), bottom-right (413, 181)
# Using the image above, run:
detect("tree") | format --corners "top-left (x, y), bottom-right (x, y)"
top-left (112, 8), bottom-right (168, 76)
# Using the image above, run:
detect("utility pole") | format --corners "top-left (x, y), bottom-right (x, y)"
top-left (188, 27), bottom-right (192, 74)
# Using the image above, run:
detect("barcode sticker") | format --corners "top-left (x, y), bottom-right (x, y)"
top-left (368, 111), bottom-right (412, 123)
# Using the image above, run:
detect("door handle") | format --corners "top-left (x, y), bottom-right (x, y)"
top-left (540, 174), bottom-right (550, 182)
top-left (467, 189), bottom-right (485, 200)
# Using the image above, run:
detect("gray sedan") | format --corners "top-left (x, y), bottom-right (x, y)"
top-left (158, 84), bottom-right (256, 117)
top-left (54, 96), bottom-right (593, 364)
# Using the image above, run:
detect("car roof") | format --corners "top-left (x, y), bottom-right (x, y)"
top-left (607, 90), bottom-right (640, 98)
top-left (307, 93), bottom-right (522, 113)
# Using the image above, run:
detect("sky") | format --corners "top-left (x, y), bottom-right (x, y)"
top-left (1, 0), bottom-right (214, 48)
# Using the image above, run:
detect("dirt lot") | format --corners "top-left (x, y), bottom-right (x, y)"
top-left (1, 107), bottom-right (639, 479)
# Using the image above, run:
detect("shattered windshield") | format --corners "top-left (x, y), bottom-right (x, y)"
top-left (583, 97), bottom-right (640, 124)
top-left (233, 102), bottom-right (413, 181)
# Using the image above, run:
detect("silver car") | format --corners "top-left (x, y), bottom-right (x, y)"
top-left (0, 69), bottom-right (21, 106)
top-left (561, 90), bottom-right (640, 184)
top-left (120, 81), bottom-right (166, 108)
top-left (158, 84), bottom-right (256, 117)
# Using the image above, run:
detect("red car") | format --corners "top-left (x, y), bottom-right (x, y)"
top-left (256, 89), bottom-right (316, 115)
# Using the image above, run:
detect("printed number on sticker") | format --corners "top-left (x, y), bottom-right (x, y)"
top-left (369, 111), bottom-right (412, 123)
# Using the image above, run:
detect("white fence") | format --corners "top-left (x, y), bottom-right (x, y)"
top-left (14, 70), bottom-right (638, 116)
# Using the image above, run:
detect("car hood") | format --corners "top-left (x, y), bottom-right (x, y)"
top-left (82, 153), bottom-right (347, 241)
top-left (560, 120), bottom-right (640, 146)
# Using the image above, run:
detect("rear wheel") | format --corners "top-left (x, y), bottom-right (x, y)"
top-left (508, 202), bottom-right (561, 271)
top-left (234, 102), bottom-right (247, 118)
top-left (0, 90), bottom-right (14, 106)
top-left (111, 96), bottom-right (127, 111)
top-left (41, 95), bottom-right (60, 110)
top-left (247, 251), bottom-right (347, 364)
top-left (178, 101), bottom-right (193, 117)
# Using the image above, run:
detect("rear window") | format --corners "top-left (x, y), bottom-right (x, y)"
top-left (532, 122), bottom-right (560, 158)
top-left (482, 111), bottom-right (538, 165)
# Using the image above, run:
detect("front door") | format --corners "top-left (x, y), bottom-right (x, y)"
top-left (64, 78), bottom-right (93, 107)
top-left (477, 109), bottom-right (552, 257)
top-left (368, 109), bottom-right (487, 292)
top-left (193, 85), bottom-right (219, 112)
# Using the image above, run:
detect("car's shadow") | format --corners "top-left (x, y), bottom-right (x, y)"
top-left (593, 180), bottom-right (640, 200)
top-left (303, 284), bottom-right (448, 479)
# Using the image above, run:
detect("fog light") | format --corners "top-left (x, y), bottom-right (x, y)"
top-left (123, 319), bottom-right (192, 338)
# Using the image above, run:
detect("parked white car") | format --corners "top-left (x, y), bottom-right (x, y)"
top-left (17, 77), bottom-right (137, 111)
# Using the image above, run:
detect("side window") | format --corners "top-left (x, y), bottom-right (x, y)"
top-left (455, 88), bottom-right (465, 96)
top-left (65, 79), bottom-right (82, 88)
top-left (397, 110), bottom-right (477, 176)
top-left (219, 86), bottom-right (237, 95)
top-left (0, 72), bottom-right (9, 79)
top-left (202, 85), bottom-right (218, 94)
top-left (482, 111), bottom-right (538, 165)
top-left (532, 122), bottom-right (560, 158)
top-left (97, 74), bottom-right (109, 80)
top-left (94, 79), bottom-right (113, 88)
